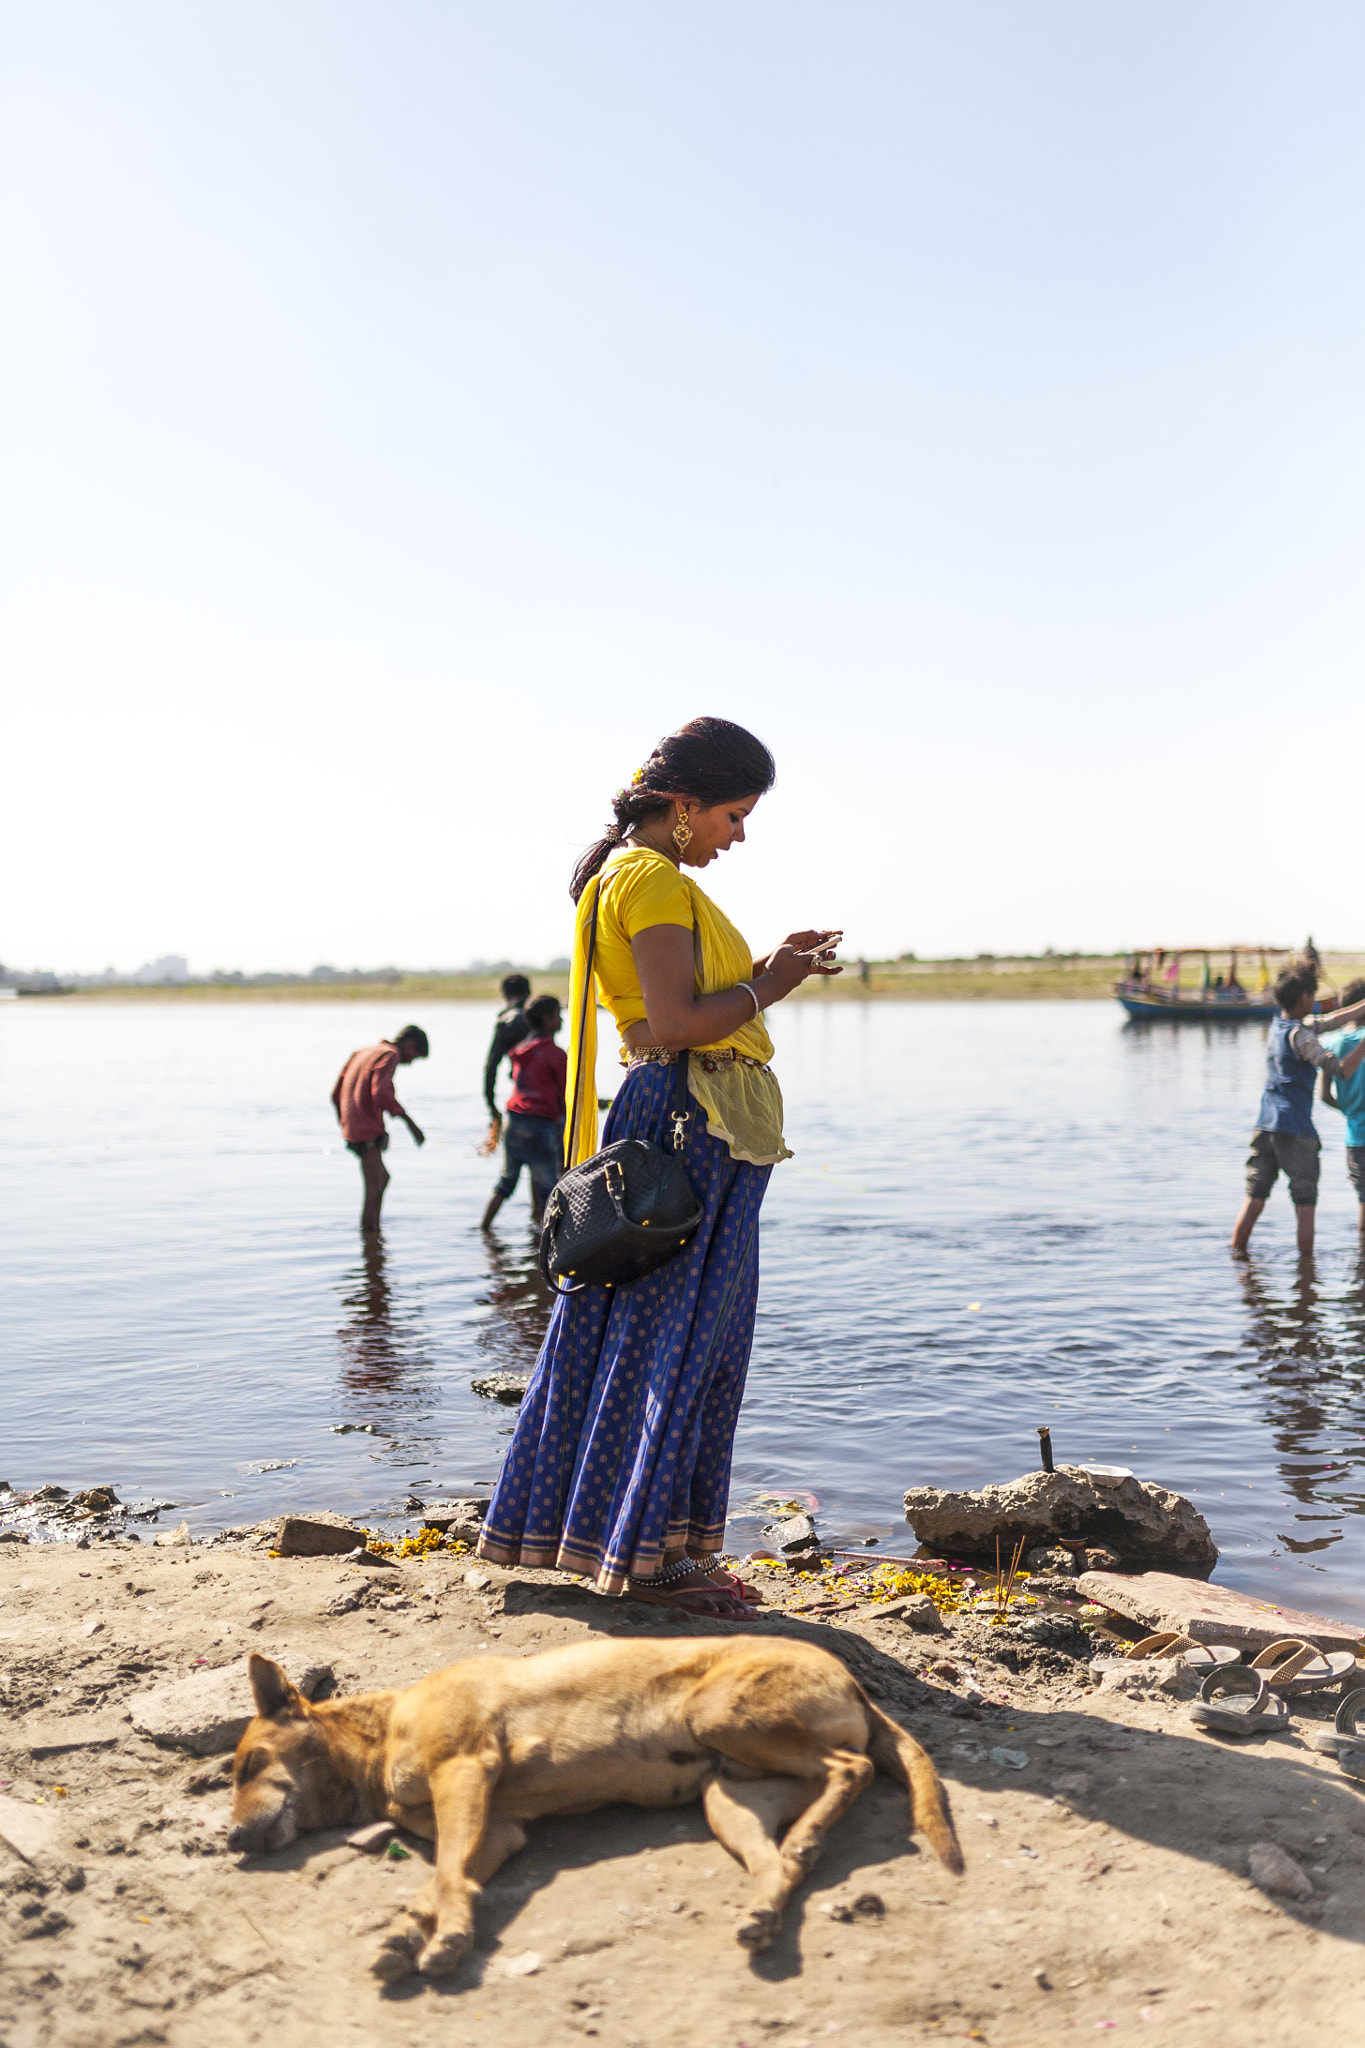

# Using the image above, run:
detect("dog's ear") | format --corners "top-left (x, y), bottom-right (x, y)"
top-left (248, 1653), bottom-right (306, 1721)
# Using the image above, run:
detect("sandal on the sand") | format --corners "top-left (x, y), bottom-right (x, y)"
top-left (1126, 1632), bottom-right (1198, 1660)
top-left (1306, 1685), bottom-right (1365, 1756)
top-left (1188, 1665), bottom-right (1289, 1737)
top-left (1249, 1638), bottom-right (1358, 1695)
top-left (1180, 1643), bottom-right (1242, 1672)
top-left (1125, 1634), bottom-right (1240, 1672)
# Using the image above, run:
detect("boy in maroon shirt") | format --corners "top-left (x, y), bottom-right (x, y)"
top-left (481, 996), bottom-right (566, 1230)
top-left (331, 1025), bottom-right (428, 1232)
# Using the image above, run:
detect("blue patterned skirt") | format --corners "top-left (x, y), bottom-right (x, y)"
top-left (477, 1059), bottom-right (772, 1593)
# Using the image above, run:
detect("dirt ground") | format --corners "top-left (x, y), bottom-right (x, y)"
top-left (3, 1537), bottom-right (1365, 2048)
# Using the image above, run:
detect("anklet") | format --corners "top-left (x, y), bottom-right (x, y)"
top-left (628, 1554), bottom-right (699, 1588)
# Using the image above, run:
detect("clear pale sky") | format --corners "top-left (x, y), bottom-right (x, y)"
top-left (5, 3), bottom-right (1363, 975)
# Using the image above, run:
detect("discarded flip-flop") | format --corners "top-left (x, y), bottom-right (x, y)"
top-left (1249, 1638), bottom-right (1359, 1695)
top-left (1306, 1685), bottom-right (1365, 1756)
top-left (1126, 1632), bottom-right (1197, 1660)
top-left (1188, 1664), bottom-right (1289, 1738)
top-left (1180, 1643), bottom-right (1241, 1672)
top-left (1124, 1633), bottom-right (1239, 1672)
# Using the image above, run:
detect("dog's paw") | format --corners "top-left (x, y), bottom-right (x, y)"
top-left (734, 1904), bottom-right (779, 1951)
top-left (370, 1922), bottom-right (424, 1983)
top-left (417, 1928), bottom-right (473, 1978)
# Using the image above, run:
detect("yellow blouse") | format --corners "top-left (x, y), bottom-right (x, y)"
top-left (564, 845), bottom-right (790, 1171)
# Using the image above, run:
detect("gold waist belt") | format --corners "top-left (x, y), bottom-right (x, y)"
top-left (625, 1046), bottom-right (770, 1076)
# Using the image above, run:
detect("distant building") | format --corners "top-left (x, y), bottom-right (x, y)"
top-left (131, 955), bottom-right (188, 984)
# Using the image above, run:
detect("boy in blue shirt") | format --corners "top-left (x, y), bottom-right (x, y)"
top-left (1320, 977), bottom-right (1365, 1234)
top-left (1232, 961), bottom-right (1365, 1254)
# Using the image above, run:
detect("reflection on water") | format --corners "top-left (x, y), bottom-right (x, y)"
top-left (474, 1227), bottom-right (557, 1376)
top-left (1236, 1255), bottom-right (1365, 1558)
top-left (336, 1238), bottom-right (432, 1394)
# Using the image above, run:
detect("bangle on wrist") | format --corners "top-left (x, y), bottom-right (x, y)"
top-left (736, 980), bottom-right (762, 1020)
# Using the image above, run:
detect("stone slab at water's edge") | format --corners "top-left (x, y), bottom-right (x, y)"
top-left (902, 1465), bottom-right (1217, 1567)
top-left (1078, 1570), bottom-right (1365, 1654)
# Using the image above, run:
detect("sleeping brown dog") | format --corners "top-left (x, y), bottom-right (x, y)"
top-left (228, 1635), bottom-right (962, 1981)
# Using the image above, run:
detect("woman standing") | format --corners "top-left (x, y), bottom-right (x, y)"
top-left (477, 718), bottom-right (840, 1616)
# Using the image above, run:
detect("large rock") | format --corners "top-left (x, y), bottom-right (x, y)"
top-left (130, 1659), bottom-right (333, 1755)
top-left (902, 1466), bottom-right (1216, 1568)
top-left (1078, 1569), bottom-right (1365, 1654)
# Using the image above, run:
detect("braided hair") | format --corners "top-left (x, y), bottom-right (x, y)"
top-left (569, 717), bottom-right (776, 902)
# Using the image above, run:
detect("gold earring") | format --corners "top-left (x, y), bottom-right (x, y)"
top-left (672, 808), bottom-right (694, 855)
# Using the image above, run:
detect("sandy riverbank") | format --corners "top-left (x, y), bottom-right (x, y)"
top-left (4, 1538), bottom-right (1365, 2047)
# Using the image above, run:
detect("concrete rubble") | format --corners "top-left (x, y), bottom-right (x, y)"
top-left (129, 1658), bottom-right (334, 1755)
top-left (903, 1466), bottom-right (1218, 1568)
top-left (417, 1496), bottom-right (490, 1541)
top-left (866, 1592), bottom-right (944, 1633)
top-left (763, 1511), bottom-right (820, 1557)
top-left (268, 1512), bottom-right (368, 1557)
top-left (0, 1481), bottom-right (182, 1545)
top-left (470, 1372), bottom-right (530, 1404)
top-left (1247, 1842), bottom-right (1315, 1900)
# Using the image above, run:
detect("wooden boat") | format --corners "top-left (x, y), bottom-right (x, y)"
top-left (1116, 946), bottom-right (1290, 1023)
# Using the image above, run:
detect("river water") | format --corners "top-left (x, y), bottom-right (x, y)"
top-left (5, 998), bottom-right (1365, 1623)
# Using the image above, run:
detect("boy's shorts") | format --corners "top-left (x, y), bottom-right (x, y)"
top-left (346, 1133), bottom-right (390, 1158)
top-left (1246, 1129), bottom-right (1320, 1206)
top-left (494, 1112), bottom-right (564, 1204)
top-left (1347, 1147), bottom-right (1365, 1202)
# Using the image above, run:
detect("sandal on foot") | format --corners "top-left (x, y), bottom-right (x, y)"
top-left (1307, 1684), bottom-right (1365, 1755)
top-left (1188, 1665), bottom-right (1289, 1737)
top-left (706, 1564), bottom-right (765, 1606)
top-left (627, 1582), bottom-right (751, 1618)
top-left (1249, 1638), bottom-right (1358, 1695)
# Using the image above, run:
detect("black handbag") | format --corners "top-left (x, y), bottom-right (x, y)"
top-left (539, 881), bottom-right (705, 1295)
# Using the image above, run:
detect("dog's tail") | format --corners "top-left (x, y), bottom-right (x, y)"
top-left (864, 1700), bottom-right (964, 1875)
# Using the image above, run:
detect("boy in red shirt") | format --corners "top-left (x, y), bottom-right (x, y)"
top-left (331, 1025), bottom-right (429, 1232)
top-left (481, 996), bottom-right (566, 1230)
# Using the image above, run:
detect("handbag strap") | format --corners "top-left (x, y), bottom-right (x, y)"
top-left (566, 869), bottom-right (693, 1159)
top-left (670, 1048), bottom-right (691, 1153)
top-left (564, 877), bottom-right (602, 1167)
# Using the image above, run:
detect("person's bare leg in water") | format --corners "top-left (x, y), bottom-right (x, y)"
top-left (360, 1146), bottom-right (390, 1233)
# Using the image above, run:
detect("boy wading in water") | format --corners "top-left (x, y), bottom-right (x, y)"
top-left (1232, 965), bottom-right (1365, 1255)
top-left (1320, 978), bottom-right (1365, 1234)
top-left (331, 1026), bottom-right (429, 1233)
top-left (481, 995), bottom-right (566, 1230)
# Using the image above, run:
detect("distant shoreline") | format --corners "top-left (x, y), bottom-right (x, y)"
top-left (39, 952), bottom-right (1365, 1005)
